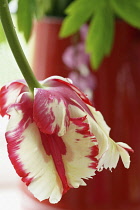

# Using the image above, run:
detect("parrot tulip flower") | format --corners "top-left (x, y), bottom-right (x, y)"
top-left (0, 76), bottom-right (133, 204)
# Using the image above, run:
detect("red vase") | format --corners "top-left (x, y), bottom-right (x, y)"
top-left (24, 19), bottom-right (140, 210)
top-left (93, 21), bottom-right (140, 210)
top-left (31, 17), bottom-right (72, 80)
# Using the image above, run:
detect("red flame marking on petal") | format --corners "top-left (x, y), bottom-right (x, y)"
top-left (53, 79), bottom-right (92, 106)
top-left (71, 116), bottom-right (99, 169)
top-left (86, 145), bottom-right (99, 169)
top-left (6, 93), bottom-right (33, 186)
top-left (41, 133), bottom-right (70, 194)
top-left (119, 145), bottom-right (134, 153)
top-left (34, 89), bottom-right (70, 135)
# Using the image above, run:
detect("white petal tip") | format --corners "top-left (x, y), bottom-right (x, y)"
top-left (49, 198), bottom-right (61, 204)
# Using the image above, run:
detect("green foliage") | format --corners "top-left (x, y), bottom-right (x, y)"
top-left (111, 0), bottom-right (140, 28)
top-left (86, 6), bottom-right (114, 69)
top-left (17, 0), bottom-right (36, 42)
top-left (60, 0), bottom-right (140, 69)
top-left (60, 0), bottom-right (94, 37)
top-left (35, 0), bottom-right (51, 19)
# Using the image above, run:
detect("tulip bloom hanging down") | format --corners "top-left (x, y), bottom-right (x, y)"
top-left (0, 76), bottom-right (133, 204)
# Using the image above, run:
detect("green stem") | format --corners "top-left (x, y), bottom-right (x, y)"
top-left (0, 0), bottom-right (42, 94)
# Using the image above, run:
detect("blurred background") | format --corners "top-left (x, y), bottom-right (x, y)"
top-left (0, 0), bottom-right (140, 209)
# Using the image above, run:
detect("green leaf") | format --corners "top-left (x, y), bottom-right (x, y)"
top-left (17, 0), bottom-right (36, 41)
top-left (111, 0), bottom-right (140, 28)
top-left (0, 21), bottom-right (6, 43)
top-left (86, 6), bottom-right (114, 69)
top-left (35, 0), bottom-right (51, 19)
top-left (65, 0), bottom-right (102, 15)
top-left (60, 0), bottom-right (95, 37)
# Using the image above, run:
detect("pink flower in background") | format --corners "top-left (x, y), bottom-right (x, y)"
top-left (63, 24), bottom-right (96, 101)
top-left (68, 64), bottom-right (97, 101)
top-left (0, 76), bottom-right (133, 204)
top-left (63, 43), bottom-right (89, 69)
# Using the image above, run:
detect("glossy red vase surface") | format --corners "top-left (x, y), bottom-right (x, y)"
top-left (32, 17), bottom-right (72, 80)
top-left (28, 18), bottom-right (140, 210)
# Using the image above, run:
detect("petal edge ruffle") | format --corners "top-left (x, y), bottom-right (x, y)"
top-left (0, 80), bottom-right (27, 116)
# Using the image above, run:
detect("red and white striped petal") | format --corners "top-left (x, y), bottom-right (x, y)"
top-left (41, 76), bottom-right (92, 106)
top-left (33, 88), bottom-right (70, 136)
top-left (69, 103), bottom-right (108, 164)
top-left (33, 77), bottom-right (94, 137)
top-left (85, 106), bottom-right (109, 160)
top-left (97, 139), bottom-right (133, 170)
top-left (18, 123), bottom-right (63, 203)
top-left (62, 121), bottom-right (98, 188)
top-left (0, 80), bottom-right (27, 116)
top-left (116, 142), bottom-right (134, 168)
top-left (59, 104), bottom-right (99, 188)
top-left (88, 106), bottom-right (111, 136)
top-left (87, 105), bottom-right (133, 170)
top-left (6, 93), bottom-right (64, 203)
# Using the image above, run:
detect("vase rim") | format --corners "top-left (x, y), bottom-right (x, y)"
top-left (36, 16), bottom-right (63, 24)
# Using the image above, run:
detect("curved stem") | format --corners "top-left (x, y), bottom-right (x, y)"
top-left (0, 0), bottom-right (42, 93)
